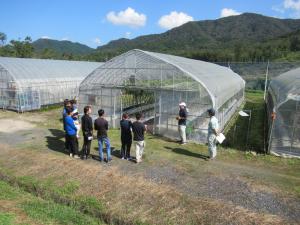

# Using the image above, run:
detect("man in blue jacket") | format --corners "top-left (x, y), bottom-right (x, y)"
top-left (64, 107), bottom-right (80, 159)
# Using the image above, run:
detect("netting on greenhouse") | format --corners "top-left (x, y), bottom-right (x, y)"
top-left (267, 68), bottom-right (300, 157)
top-left (0, 57), bottom-right (103, 111)
top-left (79, 49), bottom-right (245, 143)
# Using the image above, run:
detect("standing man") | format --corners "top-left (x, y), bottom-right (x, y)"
top-left (64, 107), bottom-right (80, 159)
top-left (207, 108), bottom-right (219, 160)
top-left (81, 106), bottom-right (93, 160)
top-left (120, 113), bottom-right (133, 160)
top-left (177, 102), bottom-right (188, 145)
top-left (132, 113), bottom-right (146, 164)
top-left (94, 109), bottom-right (111, 163)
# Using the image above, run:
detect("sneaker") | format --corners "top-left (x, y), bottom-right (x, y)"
top-left (73, 155), bottom-right (80, 159)
top-left (121, 157), bottom-right (125, 160)
top-left (181, 142), bottom-right (187, 145)
top-left (127, 157), bottom-right (132, 161)
top-left (69, 153), bottom-right (73, 158)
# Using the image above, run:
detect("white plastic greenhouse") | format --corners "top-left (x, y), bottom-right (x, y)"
top-left (0, 57), bottom-right (103, 111)
top-left (267, 68), bottom-right (300, 157)
top-left (79, 49), bottom-right (245, 143)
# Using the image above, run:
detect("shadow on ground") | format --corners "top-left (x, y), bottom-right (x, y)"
top-left (46, 129), bottom-right (68, 155)
top-left (164, 146), bottom-right (208, 160)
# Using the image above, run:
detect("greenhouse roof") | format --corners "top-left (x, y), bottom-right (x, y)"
top-left (141, 50), bottom-right (245, 107)
top-left (0, 57), bottom-right (103, 84)
top-left (269, 67), bottom-right (300, 107)
top-left (82, 49), bottom-right (245, 108)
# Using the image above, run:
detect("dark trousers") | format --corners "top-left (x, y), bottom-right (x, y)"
top-left (121, 139), bottom-right (132, 158)
top-left (82, 134), bottom-right (92, 157)
top-left (67, 134), bottom-right (78, 155)
top-left (65, 133), bottom-right (70, 150)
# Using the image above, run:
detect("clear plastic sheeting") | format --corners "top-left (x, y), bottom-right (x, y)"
top-left (267, 68), bottom-right (300, 157)
top-left (79, 49), bottom-right (245, 143)
top-left (0, 57), bottom-right (103, 111)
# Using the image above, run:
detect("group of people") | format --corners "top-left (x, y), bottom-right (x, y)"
top-left (177, 102), bottom-right (219, 160)
top-left (62, 99), bottom-right (219, 164)
top-left (62, 99), bottom-right (146, 163)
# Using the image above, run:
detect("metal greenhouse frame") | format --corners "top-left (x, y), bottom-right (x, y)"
top-left (0, 57), bottom-right (102, 112)
top-left (79, 49), bottom-right (245, 143)
top-left (267, 68), bottom-right (300, 157)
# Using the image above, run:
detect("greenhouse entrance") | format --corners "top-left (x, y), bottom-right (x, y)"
top-left (120, 89), bottom-right (156, 132)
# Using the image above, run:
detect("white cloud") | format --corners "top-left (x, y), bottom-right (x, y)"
top-left (272, 5), bottom-right (285, 14)
top-left (61, 37), bottom-right (69, 41)
top-left (106, 7), bottom-right (146, 28)
top-left (284, 0), bottom-right (300, 11)
top-left (125, 32), bottom-right (131, 38)
top-left (158, 11), bottom-right (194, 29)
top-left (41, 36), bottom-right (51, 39)
top-left (220, 8), bottom-right (241, 18)
top-left (93, 38), bottom-right (101, 45)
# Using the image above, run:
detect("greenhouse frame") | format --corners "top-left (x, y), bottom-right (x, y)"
top-left (0, 57), bottom-right (103, 112)
top-left (79, 49), bottom-right (245, 143)
top-left (267, 68), bottom-right (300, 157)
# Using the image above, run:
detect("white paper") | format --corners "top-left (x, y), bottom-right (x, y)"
top-left (216, 133), bottom-right (225, 144)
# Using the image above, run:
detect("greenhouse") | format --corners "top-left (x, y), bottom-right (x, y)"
top-left (79, 49), bottom-right (245, 143)
top-left (267, 68), bottom-right (300, 157)
top-left (0, 57), bottom-right (102, 111)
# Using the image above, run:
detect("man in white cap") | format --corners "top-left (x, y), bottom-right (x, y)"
top-left (177, 102), bottom-right (188, 145)
top-left (207, 108), bottom-right (219, 160)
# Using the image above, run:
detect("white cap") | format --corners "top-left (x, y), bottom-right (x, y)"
top-left (179, 102), bottom-right (186, 107)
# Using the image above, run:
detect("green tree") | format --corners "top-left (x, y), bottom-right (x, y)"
top-left (10, 36), bottom-right (34, 58)
top-left (0, 32), bottom-right (7, 46)
top-left (290, 36), bottom-right (300, 51)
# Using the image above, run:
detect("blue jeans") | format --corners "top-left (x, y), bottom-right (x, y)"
top-left (98, 137), bottom-right (111, 161)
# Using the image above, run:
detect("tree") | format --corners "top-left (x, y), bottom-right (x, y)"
top-left (0, 32), bottom-right (7, 46)
top-left (10, 36), bottom-right (34, 58)
top-left (290, 36), bottom-right (300, 52)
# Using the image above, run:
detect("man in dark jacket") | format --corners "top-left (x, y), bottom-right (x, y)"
top-left (94, 109), bottom-right (111, 163)
top-left (120, 113), bottom-right (132, 160)
top-left (132, 113), bottom-right (146, 163)
top-left (81, 106), bottom-right (93, 160)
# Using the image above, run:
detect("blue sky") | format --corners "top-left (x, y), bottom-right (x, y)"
top-left (1, 0), bottom-right (300, 48)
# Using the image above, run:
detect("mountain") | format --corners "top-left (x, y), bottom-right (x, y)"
top-left (33, 39), bottom-right (94, 55)
top-left (96, 13), bottom-right (300, 55)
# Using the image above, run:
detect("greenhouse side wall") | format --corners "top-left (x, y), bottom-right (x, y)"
top-left (0, 78), bottom-right (83, 112)
top-left (267, 98), bottom-right (300, 157)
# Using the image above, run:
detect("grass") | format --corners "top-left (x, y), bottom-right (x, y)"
top-left (225, 89), bottom-right (266, 152)
top-left (0, 213), bottom-right (16, 225)
top-left (0, 180), bottom-right (106, 225)
top-left (22, 200), bottom-right (103, 225)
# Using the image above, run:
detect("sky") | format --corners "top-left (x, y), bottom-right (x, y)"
top-left (1, 0), bottom-right (300, 48)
